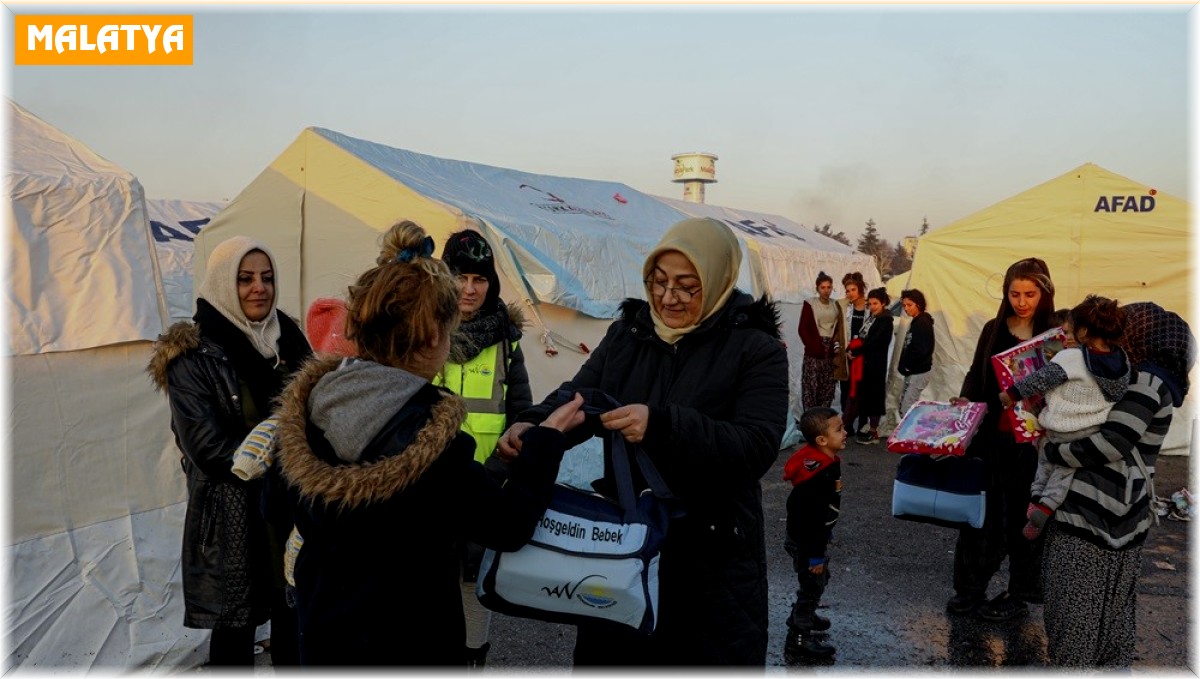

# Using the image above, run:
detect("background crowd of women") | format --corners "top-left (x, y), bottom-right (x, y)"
top-left (149, 216), bottom-right (1190, 669)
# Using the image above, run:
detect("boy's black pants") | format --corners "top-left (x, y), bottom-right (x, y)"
top-left (786, 554), bottom-right (830, 634)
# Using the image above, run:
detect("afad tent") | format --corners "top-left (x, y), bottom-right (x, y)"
top-left (6, 101), bottom-right (208, 668)
top-left (195, 127), bottom-right (880, 465)
top-left (147, 198), bottom-right (226, 322)
top-left (904, 163), bottom-right (1193, 452)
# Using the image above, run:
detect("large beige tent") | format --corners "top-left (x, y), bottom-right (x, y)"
top-left (904, 163), bottom-right (1193, 452)
top-left (195, 127), bottom-right (880, 464)
top-left (6, 101), bottom-right (209, 669)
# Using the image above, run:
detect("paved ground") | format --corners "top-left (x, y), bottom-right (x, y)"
top-left (249, 441), bottom-right (1192, 671)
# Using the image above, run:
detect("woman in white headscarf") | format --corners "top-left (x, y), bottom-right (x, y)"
top-left (149, 236), bottom-right (312, 666)
top-left (498, 217), bottom-right (790, 666)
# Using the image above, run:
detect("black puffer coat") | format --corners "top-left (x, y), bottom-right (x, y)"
top-left (517, 291), bottom-right (789, 665)
top-left (147, 303), bottom-right (310, 629)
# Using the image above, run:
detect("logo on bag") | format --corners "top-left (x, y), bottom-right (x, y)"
top-left (541, 574), bottom-right (617, 609)
top-left (539, 516), bottom-right (587, 539)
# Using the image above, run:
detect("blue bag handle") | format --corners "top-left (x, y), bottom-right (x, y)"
top-left (548, 388), bottom-right (676, 519)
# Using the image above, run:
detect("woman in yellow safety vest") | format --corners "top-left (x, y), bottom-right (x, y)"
top-left (435, 228), bottom-right (532, 668)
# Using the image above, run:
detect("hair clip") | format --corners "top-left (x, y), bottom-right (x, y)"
top-left (394, 236), bottom-right (435, 264)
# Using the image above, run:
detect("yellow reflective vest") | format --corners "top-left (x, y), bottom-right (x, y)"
top-left (435, 341), bottom-right (515, 464)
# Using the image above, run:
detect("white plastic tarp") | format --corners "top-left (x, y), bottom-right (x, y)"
top-left (6, 99), bottom-right (202, 671)
top-left (656, 195), bottom-right (881, 304)
top-left (319, 128), bottom-right (724, 318)
top-left (147, 198), bottom-right (226, 322)
top-left (6, 100), bottom-right (167, 356)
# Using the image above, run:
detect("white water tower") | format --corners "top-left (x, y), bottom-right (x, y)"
top-left (671, 152), bottom-right (718, 203)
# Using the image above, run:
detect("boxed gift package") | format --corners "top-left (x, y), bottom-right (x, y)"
top-left (887, 400), bottom-right (989, 456)
top-left (991, 326), bottom-right (1069, 442)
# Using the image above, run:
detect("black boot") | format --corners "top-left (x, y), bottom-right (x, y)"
top-left (466, 642), bottom-right (490, 670)
top-left (784, 631), bottom-right (836, 661)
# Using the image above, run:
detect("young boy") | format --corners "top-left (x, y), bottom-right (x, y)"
top-left (782, 407), bottom-right (848, 661)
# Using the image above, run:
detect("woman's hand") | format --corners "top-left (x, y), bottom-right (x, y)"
top-left (540, 393), bottom-right (586, 434)
top-left (600, 404), bottom-right (651, 443)
top-left (948, 397), bottom-right (970, 407)
top-left (998, 392), bottom-right (1015, 409)
top-left (496, 422), bottom-right (535, 462)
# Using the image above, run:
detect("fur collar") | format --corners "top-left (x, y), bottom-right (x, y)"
top-left (273, 355), bottom-right (468, 510)
top-left (617, 291), bottom-right (782, 341)
top-left (146, 321), bottom-right (204, 392)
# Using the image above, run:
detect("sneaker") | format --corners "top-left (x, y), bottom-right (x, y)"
top-left (784, 632), bottom-right (836, 660)
top-left (946, 592), bottom-right (984, 614)
top-left (857, 431), bottom-right (880, 445)
top-left (976, 591), bottom-right (1028, 621)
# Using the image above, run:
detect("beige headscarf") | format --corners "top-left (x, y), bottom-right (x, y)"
top-left (197, 236), bottom-right (282, 361)
top-left (641, 217), bottom-right (742, 344)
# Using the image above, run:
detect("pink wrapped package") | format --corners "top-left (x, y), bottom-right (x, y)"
top-left (886, 400), bottom-right (988, 456)
top-left (990, 326), bottom-right (1068, 442)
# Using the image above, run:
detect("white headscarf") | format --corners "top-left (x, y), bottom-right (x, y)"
top-left (641, 218), bottom-right (742, 344)
top-left (197, 236), bottom-right (282, 361)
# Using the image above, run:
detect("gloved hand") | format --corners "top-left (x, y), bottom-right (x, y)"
top-left (1023, 502), bottom-right (1053, 540)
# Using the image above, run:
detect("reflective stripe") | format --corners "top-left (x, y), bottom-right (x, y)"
top-left (434, 341), bottom-right (511, 463)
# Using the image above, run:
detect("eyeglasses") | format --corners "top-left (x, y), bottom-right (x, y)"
top-left (645, 278), bottom-right (701, 304)
top-left (454, 235), bottom-right (493, 262)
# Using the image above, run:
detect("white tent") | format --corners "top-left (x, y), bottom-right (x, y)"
top-left (904, 163), bottom-right (1193, 452)
top-left (195, 127), bottom-right (882, 478)
top-left (146, 198), bottom-right (226, 322)
top-left (652, 195), bottom-right (882, 432)
top-left (6, 100), bottom-right (208, 670)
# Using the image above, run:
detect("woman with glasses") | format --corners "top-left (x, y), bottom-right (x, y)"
top-left (497, 217), bottom-right (789, 666)
top-left (434, 227), bottom-right (532, 669)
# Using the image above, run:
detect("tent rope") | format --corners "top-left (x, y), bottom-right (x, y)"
top-left (521, 298), bottom-right (590, 357)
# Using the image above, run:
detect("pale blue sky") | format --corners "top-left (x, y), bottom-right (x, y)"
top-left (6, 4), bottom-right (1192, 244)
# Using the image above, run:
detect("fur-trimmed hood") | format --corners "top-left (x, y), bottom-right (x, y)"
top-left (505, 300), bottom-right (527, 331)
top-left (147, 321), bottom-right (205, 392)
top-left (273, 355), bottom-right (468, 510)
top-left (617, 290), bottom-right (783, 341)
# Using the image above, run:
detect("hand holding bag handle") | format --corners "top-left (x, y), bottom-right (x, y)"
top-left (477, 388), bottom-right (677, 633)
top-left (547, 387), bottom-right (677, 521)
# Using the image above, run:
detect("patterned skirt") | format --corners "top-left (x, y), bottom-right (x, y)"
top-left (1042, 523), bottom-right (1141, 667)
top-left (802, 337), bottom-right (838, 410)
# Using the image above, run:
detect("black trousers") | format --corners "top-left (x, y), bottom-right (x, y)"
top-left (838, 380), bottom-right (863, 433)
top-left (952, 432), bottom-right (1044, 602)
top-left (208, 625), bottom-right (255, 666)
top-left (786, 563), bottom-right (830, 634)
top-left (269, 585), bottom-right (301, 666)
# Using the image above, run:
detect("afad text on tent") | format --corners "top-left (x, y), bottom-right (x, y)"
top-left (14, 15), bottom-right (192, 66)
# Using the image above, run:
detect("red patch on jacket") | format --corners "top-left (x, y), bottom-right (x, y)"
top-left (782, 444), bottom-right (839, 486)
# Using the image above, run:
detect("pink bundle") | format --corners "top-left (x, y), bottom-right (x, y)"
top-left (991, 327), bottom-right (1068, 442)
top-left (886, 400), bottom-right (988, 456)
